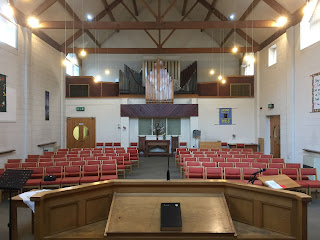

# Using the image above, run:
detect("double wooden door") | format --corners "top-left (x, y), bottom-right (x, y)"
top-left (67, 118), bottom-right (96, 149)
top-left (270, 116), bottom-right (280, 158)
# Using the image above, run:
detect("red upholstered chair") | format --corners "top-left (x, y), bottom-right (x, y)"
top-left (299, 168), bottom-right (320, 195)
top-left (226, 158), bottom-right (240, 163)
top-left (177, 153), bottom-right (192, 167)
top-left (179, 142), bottom-right (187, 147)
top-left (105, 153), bottom-right (117, 157)
top-left (54, 154), bottom-right (67, 159)
top-left (261, 168), bottom-right (279, 176)
top-left (54, 157), bottom-right (67, 162)
top-left (55, 161), bottom-right (70, 167)
top-left (210, 148), bottom-right (220, 152)
top-left (233, 154), bottom-right (247, 158)
top-left (28, 155), bottom-right (40, 159)
top-left (87, 160), bottom-right (101, 166)
top-left (193, 154), bottom-right (205, 158)
top-left (0, 169), bottom-right (4, 176)
top-left (205, 154), bottom-right (218, 158)
top-left (185, 166), bottom-right (204, 179)
top-left (271, 158), bottom-right (285, 163)
top-left (93, 153), bottom-right (105, 157)
top-left (115, 149), bottom-right (126, 154)
top-left (80, 165), bottom-right (100, 184)
top-left (97, 156), bottom-right (111, 161)
top-left (242, 148), bottom-right (253, 153)
top-left (218, 162), bottom-right (234, 168)
top-left (102, 160), bottom-right (117, 165)
top-left (127, 147), bottom-right (138, 151)
top-left (252, 163), bottom-right (267, 169)
top-left (43, 152), bottom-right (54, 156)
top-left (5, 163), bottom-right (21, 169)
top-left (130, 142), bottom-right (138, 147)
top-left (261, 154), bottom-right (273, 159)
top-left (40, 155), bottom-right (53, 159)
top-left (256, 158), bottom-right (270, 164)
top-left (242, 168), bottom-right (263, 185)
top-left (61, 166), bottom-right (81, 187)
top-left (201, 162), bottom-right (217, 168)
top-left (199, 149), bottom-right (209, 152)
top-left (192, 151), bottom-right (204, 155)
top-left (212, 157), bottom-right (225, 163)
top-left (221, 142), bottom-right (228, 147)
top-left (38, 162), bottom-right (54, 168)
top-left (7, 159), bottom-right (22, 163)
top-left (105, 149), bottom-right (115, 154)
top-left (112, 156), bottom-right (126, 178)
top-left (67, 154), bottom-right (79, 158)
top-left (92, 150), bottom-right (103, 154)
top-left (198, 157), bottom-right (211, 163)
top-left (22, 162), bottom-right (38, 168)
top-left (113, 142), bottom-right (121, 147)
top-left (39, 158), bottom-right (53, 163)
top-left (241, 158), bottom-right (255, 163)
top-left (180, 157), bottom-right (197, 176)
top-left (24, 167), bottom-right (44, 189)
top-left (236, 144), bottom-right (245, 148)
top-left (188, 148), bottom-right (198, 152)
top-left (79, 154), bottom-right (91, 158)
top-left (69, 157), bottom-right (82, 162)
top-left (25, 158), bottom-right (39, 163)
top-left (285, 163), bottom-right (301, 169)
top-left (41, 166), bottom-right (62, 188)
top-left (57, 148), bottom-right (68, 153)
top-left (247, 154), bottom-right (260, 158)
top-left (71, 161), bottom-right (86, 168)
top-left (105, 142), bottom-right (113, 148)
top-left (220, 148), bottom-right (230, 152)
top-left (128, 149), bottom-right (139, 167)
top-left (268, 163), bottom-right (284, 169)
top-left (83, 157), bottom-right (96, 161)
top-left (100, 164), bottom-right (118, 181)
top-left (224, 168), bottom-right (242, 182)
top-left (68, 151), bottom-right (80, 155)
top-left (281, 168), bottom-right (299, 180)
top-left (235, 162), bottom-right (250, 168)
top-left (118, 153), bottom-right (132, 175)
top-left (205, 167), bottom-right (223, 179)
top-left (220, 154), bottom-right (231, 159)
top-left (96, 142), bottom-right (104, 148)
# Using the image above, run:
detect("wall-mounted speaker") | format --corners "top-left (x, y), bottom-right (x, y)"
top-left (193, 130), bottom-right (201, 138)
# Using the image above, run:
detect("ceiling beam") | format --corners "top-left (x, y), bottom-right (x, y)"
top-left (94, 0), bottom-right (123, 21)
top-left (263, 0), bottom-right (291, 16)
top-left (132, 0), bottom-right (138, 16)
top-left (201, 0), bottom-right (217, 32)
top-left (198, 0), bottom-right (259, 47)
top-left (221, 0), bottom-right (261, 46)
top-left (141, 0), bottom-right (158, 20)
top-left (259, 5), bottom-right (304, 50)
top-left (58, 0), bottom-right (101, 48)
top-left (182, 0), bottom-right (188, 16)
top-left (67, 47), bottom-right (260, 54)
top-left (39, 20), bottom-right (277, 29)
top-left (32, 0), bottom-right (58, 16)
top-left (161, 0), bottom-right (178, 21)
top-left (101, 0), bottom-right (119, 33)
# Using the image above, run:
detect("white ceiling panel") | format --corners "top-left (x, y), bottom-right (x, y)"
top-left (14, 0), bottom-right (46, 16)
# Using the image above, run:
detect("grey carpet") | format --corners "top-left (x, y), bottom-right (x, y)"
top-left (0, 157), bottom-right (319, 240)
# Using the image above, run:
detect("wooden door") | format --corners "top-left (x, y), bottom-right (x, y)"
top-left (67, 118), bottom-right (96, 149)
top-left (270, 116), bottom-right (280, 158)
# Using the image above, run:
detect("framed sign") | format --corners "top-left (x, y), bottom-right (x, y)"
top-left (312, 72), bottom-right (320, 112)
top-left (45, 91), bottom-right (49, 120)
top-left (219, 108), bottom-right (232, 125)
top-left (0, 74), bottom-right (6, 112)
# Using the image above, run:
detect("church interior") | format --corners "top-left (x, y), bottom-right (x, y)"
top-left (0, 0), bottom-right (320, 239)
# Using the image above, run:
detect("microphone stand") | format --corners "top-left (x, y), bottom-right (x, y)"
top-left (247, 173), bottom-right (258, 184)
top-left (167, 154), bottom-right (170, 181)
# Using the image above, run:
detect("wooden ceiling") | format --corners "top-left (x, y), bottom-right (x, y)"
top-left (9, 0), bottom-right (306, 54)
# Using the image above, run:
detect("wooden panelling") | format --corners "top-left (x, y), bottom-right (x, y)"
top-left (227, 196), bottom-right (254, 224)
top-left (121, 104), bottom-right (198, 117)
top-left (199, 141), bottom-right (222, 149)
top-left (262, 203), bottom-right (291, 235)
top-left (219, 76), bottom-right (254, 97)
top-left (86, 195), bottom-right (112, 224)
top-left (49, 203), bottom-right (78, 235)
top-left (197, 82), bottom-right (218, 96)
top-left (66, 76), bottom-right (119, 97)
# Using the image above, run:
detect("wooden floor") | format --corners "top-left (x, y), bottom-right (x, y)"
top-left (46, 220), bottom-right (295, 240)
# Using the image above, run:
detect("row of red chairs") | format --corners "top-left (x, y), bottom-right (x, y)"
top-left (96, 142), bottom-right (137, 147)
top-left (184, 166), bottom-right (320, 195)
top-left (176, 147), bottom-right (253, 153)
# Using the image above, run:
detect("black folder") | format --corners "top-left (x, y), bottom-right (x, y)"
top-left (160, 203), bottom-right (182, 231)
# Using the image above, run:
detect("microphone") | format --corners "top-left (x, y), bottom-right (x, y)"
top-left (251, 168), bottom-right (266, 175)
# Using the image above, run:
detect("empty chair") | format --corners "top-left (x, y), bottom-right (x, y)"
top-left (281, 168), bottom-right (299, 180)
top-left (185, 166), bottom-right (204, 179)
top-left (212, 157), bottom-right (225, 163)
top-left (96, 142), bottom-right (104, 148)
top-left (113, 142), bottom-right (121, 147)
top-left (192, 151), bottom-right (204, 155)
top-left (118, 153), bottom-right (132, 175)
top-left (226, 158), bottom-right (240, 163)
top-left (112, 156), bottom-right (125, 178)
top-left (256, 158), bottom-right (269, 163)
top-left (22, 162), bottom-right (37, 168)
top-left (41, 166), bottom-right (62, 189)
top-left (93, 153), bottom-right (105, 157)
top-left (97, 156), bottom-right (111, 161)
top-left (100, 164), bottom-right (118, 181)
top-left (128, 149), bottom-right (139, 167)
top-left (130, 142), bottom-right (138, 147)
top-left (54, 157), bottom-right (67, 162)
top-left (285, 163), bottom-right (301, 169)
top-left (201, 162), bottom-right (217, 168)
top-left (299, 168), bottom-right (320, 195)
top-left (241, 158), bottom-right (255, 163)
top-left (39, 158), bottom-right (53, 163)
top-left (205, 154), bottom-right (218, 158)
top-left (38, 162), bottom-right (54, 168)
top-left (67, 154), bottom-right (79, 158)
top-left (105, 153), bottom-right (117, 157)
top-left (69, 157), bottom-right (82, 162)
top-left (61, 166), bottom-right (81, 187)
top-left (210, 148), bottom-right (219, 152)
top-left (261, 154), bottom-right (273, 159)
top-left (115, 149), bottom-right (126, 154)
top-left (127, 147), bottom-right (138, 151)
top-left (236, 143), bottom-right (245, 148)
top-left (104, 149), bottom-right (115, 154)
top-left (28, 155), bottom-right (40, 159)
top-left (80, 165), bottom-right (100, 184)
top-left (184, 162), bottom-right (202, 178)
top-left (193, 154), bottom-right (205, 158)
top-left (251, 163), bottom-right (267, 169)
top-left (87, 160), bottom-right (101, 166)
top-left (199, 149), bottom-right (209, 151)
top-left (5, 163), bottom-right (21, 169)
top-left (233, 154), bottom-right (246, 158)
top-left (40, 155), bottom-right (53, 159)
top-left (218, 162), bottom-right (234, 168)
top-left (220, 148), bottom-right (230, 152)
top-left (92, 150), bottom-right (103, 154)
top-left (242, 168), bottom-right (263, 185)
top-left (247, 154), bottom-right (261, 158)
top-left (102, 160), bottom-right (117, 165)
top-left (220, 154), bottom-right (231, 159)
top-left (24, 167), bottom-right (44, 189)
top-left (79, 154), bottom-right (91, 158)
top-left (205, 167), bottom-right (223, 179)
top-left (198, 157), bottom-right (211, 163)
top-left (7, 159), bottom-right (22, 163)
top-left (83, 157), bottom-right (96, 161)
top-left (268, 163), bottom-right (284, 169)
top-left (224, 168), bottom-right (242, 181)
top-left (25, 158), bottom-right (39, 163)
top-left (71, 161), bottom-right (86, 167)
top-left (188, 148), bottom-right (198, 152)
top-left (54, 154), bottom-right (67, 159)
top-left (235, 162), bottom-right (250, 168)
top-left (271, 158), bottom-right (285, 163)
top-left (55, 161), bottom-right (70, 167)
top-left (179, 142), bottom-right (187, 147)
top-left (220, 142), bottom-right (228, 148)
top-left (105, 142), bottom-right (113, 148)
top-left (261, 168), bottom-right (279, 176)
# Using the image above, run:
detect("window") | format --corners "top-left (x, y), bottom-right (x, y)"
top-left (0, 0), bottom-right (17, 49)
top-left (230, 84), bottom-right (251, 97)
top-left (138, 118), bottom-right (181, 135)
top-left (65, 53), bottom-right (80, 76)
top-left (268, 44), bottom-right (277, 67)
top-left (300, 0), bottom-right (320, 49)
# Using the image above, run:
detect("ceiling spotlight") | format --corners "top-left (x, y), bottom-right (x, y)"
top-left (209, 69), bottom-right (215, 75)
top-left (221, 79), bottom-right (226, 84)
top-left (229, 14), bottom-right (235, 20)
top-left (87, 14), bottom-right (93, 21)
top-left (218, 75), bottom-right (223, 81)
top-left (2, 4), bottom-right (14, 17)
top-left (94, 75), bottom-right (101, 82)
top-left (275, 16), bottom-right (287, 27)
top-left (28, 17), bottom-right (40, 28)
top-left (80, 49), bottom-right (87, 57)
top-left (232, 46), bottom-right (238, 53)
top-left (105, 69), bottom-right (110, 75)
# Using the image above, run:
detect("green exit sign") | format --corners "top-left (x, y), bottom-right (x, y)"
top-left (76, 107), bottom-right (85, 111)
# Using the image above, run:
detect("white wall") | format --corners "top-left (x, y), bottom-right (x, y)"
top-left (0, 27), bottom-right (63, 167)
top-left (256, 23), bottom-right (320, 164)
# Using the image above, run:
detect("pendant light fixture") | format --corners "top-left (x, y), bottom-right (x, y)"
top-left (209, 29), bottom-right (215, 76)
top-left (80, 0), bottom-right (86, 57)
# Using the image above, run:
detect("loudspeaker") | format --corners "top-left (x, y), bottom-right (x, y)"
top-left (193, 130), bottom-right (201, 138)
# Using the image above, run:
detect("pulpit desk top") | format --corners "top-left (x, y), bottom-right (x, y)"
top-left (145, 140), bottom-right (170, 157)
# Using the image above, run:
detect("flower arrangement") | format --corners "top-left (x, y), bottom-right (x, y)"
top-left (153, 121), bottom-right (165, 139)
top-left (162, 133), bottom-right (166, 140)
